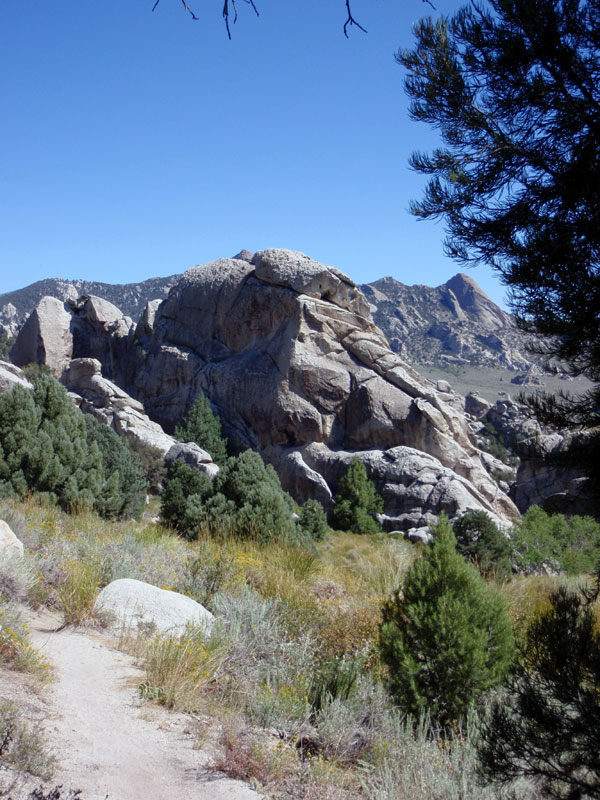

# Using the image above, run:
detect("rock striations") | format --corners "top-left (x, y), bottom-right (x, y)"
top-left (8, 249), bottom-right (522, 530)
top-left (125, 248), bottom-right (518, 529)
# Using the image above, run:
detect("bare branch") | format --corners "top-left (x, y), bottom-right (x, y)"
top-left (343, 0), bottom-right (367, 38)
top-left (223, 0), bottom-right (260, 39)
top-left (152, 0), bottom-right (199, 21)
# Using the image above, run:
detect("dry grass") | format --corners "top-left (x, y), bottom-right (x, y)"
top-left (0, 497), bottom-right (563, 800)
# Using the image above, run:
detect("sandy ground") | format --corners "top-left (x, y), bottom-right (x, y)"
top-left (418, 363), bottom-right (593, 403)
top-left (4, 609), bottom-right (263, 800)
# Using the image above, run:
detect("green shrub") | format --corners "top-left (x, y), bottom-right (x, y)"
top-left (297, 499), bottom-right (328, 541)
top-left (511, 505), bottom-right (600, 575)
top-left (0, 374), bottom-right (146, 519)
top-left (477, 582), bottom-right (600, 799)
top-left (453, 510), bottom-right (513, 581)
top-left (159, 450), bottom-right (304, 545)
top-left (159, 460), bottom-right (212, 539)
top-left (0, 376), bottom-right (102, 512)
top-left (124, 436), bottom-right (166, 493)
top-left (83, 415), bottom-right (146, 520)
top-left (379, 515), bottom-right (515, 727)
top-left (207, 451), bottom-right (298, 543)
top-left (175, 393), bottom-right (228, 466)
top-left (332, 459), bottom-right (383, 534)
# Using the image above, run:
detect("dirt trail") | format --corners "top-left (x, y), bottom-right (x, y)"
top-left (27, 611), bottom-right (262, 800)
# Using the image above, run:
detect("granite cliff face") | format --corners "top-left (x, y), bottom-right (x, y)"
top-left (122, 249), bottom-right (518, 529)
top-left (8, 249), bottom-right (526, 529)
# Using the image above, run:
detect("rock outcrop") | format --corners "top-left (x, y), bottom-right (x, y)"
top-left (0, 273), bottom-right (181, 338)
top-left (10, 296), bottom-right (74, 374)
top-left (0, 520), bottom-right (24, 559)
top-left (0, 360), bottom-right (32, 394)
top-left (125, 248), bottom-right (519, 528)
top-left (476, 395), bottom-right (590, 514)
top-left (64, 358), bottom-right (218, 478)
top-left (94, 578), bottom-right (214, 635)
top-left (10, 294), bottom-right (135, 380)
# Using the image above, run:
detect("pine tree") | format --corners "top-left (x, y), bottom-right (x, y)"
top-left (398, 0), bottom-right (600, 506)
top-left (0, 376), bottom-right (103, 512)
top-left (453, 510), bottom-right (513, 581)
top-left (332, 458), bottom-right (383, 534)
top-left (159, 459), bottom-right (212, 539)
top-left (83, 415), bottom-right (147, 519)
top-left (379, 515), bottom-right (515, 727)
top-left (175, 393), bottom-right (228, 466)
top-left (477, 580), bottom-right (600, 798)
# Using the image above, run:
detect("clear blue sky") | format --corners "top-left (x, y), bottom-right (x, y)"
top-left (0, 0), bottom-right (508, 307)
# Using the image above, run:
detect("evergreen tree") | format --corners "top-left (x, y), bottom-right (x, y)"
top-left (298, 499), bottom-right (329, 542)
top-left (0, 376), bottom-right (103, 512)
top-left (159, 459), bottom-right (212, 539)
top-left (453, 510), bottom-right (513, 581)
top-left (398, 0), bottom-right (600, 503)
top-left (332, 458), bottom-right (383, 534)
top-left (159, 449), bottom-right (304, 544)
top-left (0, 374), bottom-right (145, 518)
top-left (175, 393), bottom-right (228, 466)
top-left (83, 415), bottom-right (147, 519)
top-left (477, 580), bottom-right (600, 798)
top-left (379, 515), bottom-right (515, 727)
top-left (210, 450), bottom-right (297, 543)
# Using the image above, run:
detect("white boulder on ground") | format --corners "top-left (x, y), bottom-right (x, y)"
top-left (0, 520), bottom-right (24, 558)
top-left (94, 578), bottom-right (214, 636)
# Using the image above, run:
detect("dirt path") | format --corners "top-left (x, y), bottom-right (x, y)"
top-left (26, 611), bottom-right (263, 800)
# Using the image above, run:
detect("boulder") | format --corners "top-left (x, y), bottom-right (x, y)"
top-left (125, 249), bottom-right (519, 528)
top-left (165, 442), bottom-right (220, 480)
top-left (94, 578), bottom-right (214, 636)
top-left (10, 296), bottom-right (73, 375)
top-left (0, 520), bottom-right (24, 558)
top-left (405, 528), bottom-right (433, 545)
top-left (465, 392), bottom-right (493, 419)
top-left (134, 299), bottom-right (162, 341)
top-left (0, 361), bottom-right (32, 394)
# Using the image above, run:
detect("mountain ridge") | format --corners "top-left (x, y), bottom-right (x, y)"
top-left (0, 261), bottom-right (550, 376)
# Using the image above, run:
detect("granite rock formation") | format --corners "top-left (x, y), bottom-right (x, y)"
top-left (122, 248), bottom-right (518, 528)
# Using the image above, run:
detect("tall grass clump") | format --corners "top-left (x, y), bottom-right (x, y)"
top-left (0, 598), bottom-right (48, 676)
top-left (0, 702), bottom-right (55, 780)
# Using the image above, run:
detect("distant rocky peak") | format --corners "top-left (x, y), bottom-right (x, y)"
top-left (444, 273), bottom-right (509, 329)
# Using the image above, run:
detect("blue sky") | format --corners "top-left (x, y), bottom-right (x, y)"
top-left (0, 0), bottom-right (508, 307)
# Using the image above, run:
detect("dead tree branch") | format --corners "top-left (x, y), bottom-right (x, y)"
top-left (152, 1), bottom-right (387, 37)
top-left (152, 0), bottom-right (199, 21)
top-left (222, 0), bottom-right (260, 40)
top-left (343, 0), bottom-right (367, 37)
